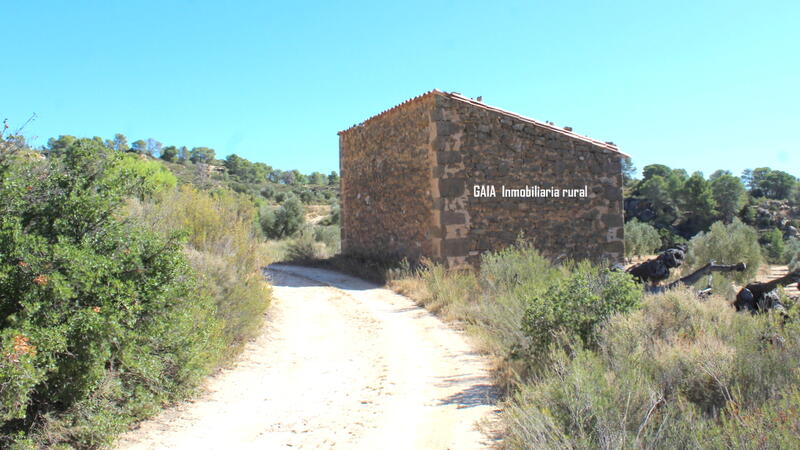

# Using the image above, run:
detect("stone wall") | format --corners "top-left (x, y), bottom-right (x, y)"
top-left (339, 95), bottom-right (439, 261)
top-left (431, 94), bottom-right (625, 267)
top-left (339, 90), bottom-right (625, 268)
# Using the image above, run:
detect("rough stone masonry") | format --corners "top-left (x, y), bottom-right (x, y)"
top-left (339, 90), bottom-right (627, 268)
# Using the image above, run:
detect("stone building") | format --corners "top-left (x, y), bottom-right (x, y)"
top-left (338, 90), bottom-right (627, 268)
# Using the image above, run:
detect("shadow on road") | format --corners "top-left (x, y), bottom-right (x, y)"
top-left (438, 383), bottom-right (502, 408)
top-left (264, 264), bottom-right (378, 291)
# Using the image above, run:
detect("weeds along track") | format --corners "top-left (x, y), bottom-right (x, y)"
top-left (115, 264), bottom-right (499, 449)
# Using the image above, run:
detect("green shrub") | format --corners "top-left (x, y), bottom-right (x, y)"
top-left (505, 290), bottom-right (800, 449)
top-left (787, 238), bottom-right (800, 271)
top-left (284, 225), bottom-right (341, 261)
top-left (658, 228), bottom-right (688, 250)
top-left (113, 153), bottom-right (177, 198)
top-left (130, 185), bottom-right (271, 354)
top-left (684, 219), bottom-right (763, 284)
top-left (260, 185), bottom-right (275, 199)
top-left (624, 219), bottom-right (662, 259)
top-left (473, 244), bottom-right (565, 383)
top-left (521, 262), bottom-right (642, 364)
top-left (325, 204), bottom-right (340, 225)
top-left (260, 196), bottom-right (305, 239)
top-left (285, 229), bottom-right (327, 262)
top-left (382, 229), bottom-right (800, 447)
top-left (313, 225), bottom-right (340, 254)
top-left (0, 138), bottom-right (220, 447)
top-left (417, 264), bottom-right (479, 319)
top-left (761, 228), bottom-right (786, 263)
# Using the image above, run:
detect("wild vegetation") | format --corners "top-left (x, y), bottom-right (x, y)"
top-left (2, 124), bottom-right (798, 449)
top-left (52, 133), bottom-right (344, 262)
top-left (389, 234), bottom-right (800, 448)
top-left (623, 159), bottom-right (799, 260)
top-left (623, 219), bottom-right (661, 260)
top-left (0, 133), bottom-right (272, 448)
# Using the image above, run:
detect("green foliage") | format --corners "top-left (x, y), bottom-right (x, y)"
top-left (642, 164), bottom-right (672, 180)
top-left (189, 146), bottom-right (215, 164)
top-left (740, 204), bottom-right (758, 225)
top-left (160, 145), bottom-right (178, 162)
top-left (624, 219), bottom-right (661, 259)
top-left (0, 331), bottom-right (44, 421)
top-left (709, 169), bottom-right (732, 181)
top-left (177, 146), bottom-right (189, 163)
top-left (260, 196), bottom-right (305, 239)
top-left (749, 167), bottom-right (798, 199)
top-left (114, 153), bottom-right (177, 197)
top-left (786, 238), bottom-right (800, 271)
top-left (130, 139), bottom-right (147, 154)
top-left (639, 175), bottom-right (672, 212)
top-left (45, 135), bottom-right (78, 155)
top-left (224, 154), bottom-right (271, 184)
top-left (394, 239), bottom-right (800, 447)
top-left (145, 138), bottom-right (162, 157)
top-left (290, 169), bottom-right (307, 185)
top-left (621, 157), bottom-right (636, 186)
top-left (308, 171), bottom-right (327, 185)
top-left (505, 290), bottom-right (800, 449)
top-left (416, 264), bottom-right (479, 319)
top-left (0, 137), bottom-right (220, 446)
top-left (761, 228), bottom-right (786, 263)
top-left (284, 224), bottom-right (340, 262)
top-left (404, 244), bottom-right (640, 385)
top-left (325, 204), bottom-right (340, 225)
top-left (684, 219), bottom-right (762, 284)
top-left (313, 225), bottom-right (341, 253)
top-left (260, 185), bottom-right (276, 200)
top-left (638, 174), bottom-right (682, 227)
top-left (410, 243), bottom-right (562, 385)
top-left (679, 172), bottom-right (717, 234)
top-left (711, 173), bottom-right (746, 223)
top-left (327, 171), bottom-right (340, 186)
top-left (110, 133), bottom-right (129, 152)
top-left (521, 262), bottom-right (642, 363)
top-left (285, 230), bottom-right (327, 262)
top-left (632, 165), bottom-right (798, 245)
top-left (657, 228), bottom-right (687, 250)
top-left (162, 151), bottom-right (338, 209)
top-left (131, 186), bottom-right (272, 354)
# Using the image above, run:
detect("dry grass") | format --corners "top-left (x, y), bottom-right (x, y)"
top-left (127, 185), bottom-right (272, 356)
top-left (383, 244), bottom-right (800, 449)
top-left (304, 204), bottom-right (332, 224)
top-left (503, 288), bottom-right (800, 449)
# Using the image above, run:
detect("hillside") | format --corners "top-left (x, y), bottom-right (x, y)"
top-left (622, 162), bottom-right (799, 265)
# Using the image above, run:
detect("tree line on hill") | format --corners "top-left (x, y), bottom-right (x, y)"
top-left (44, 133), bottom-right (339, 189)
top-left (622, 158), bottom-right (800, 264)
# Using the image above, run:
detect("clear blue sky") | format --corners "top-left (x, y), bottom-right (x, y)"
top-left (2, 1), bottom-right (798, 178)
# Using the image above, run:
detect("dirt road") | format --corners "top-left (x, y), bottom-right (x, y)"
top-left (115, 265), bottom-right (499, 449)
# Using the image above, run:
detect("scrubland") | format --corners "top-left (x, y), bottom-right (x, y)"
top-left (387, 241), bottom-right (800, 449)
top-left (0, 139), bottom-right (272, 448)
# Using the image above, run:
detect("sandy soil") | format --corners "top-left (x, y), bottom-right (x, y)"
top-left (114, 265), bottom-right (500, 450)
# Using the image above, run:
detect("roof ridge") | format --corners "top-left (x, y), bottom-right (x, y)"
top-left (443, 92), bottom-right (624, 154)
top-left (338, 90), bottom-right (442, 135)
top-left (339, 90), bottom-right (626, 156)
